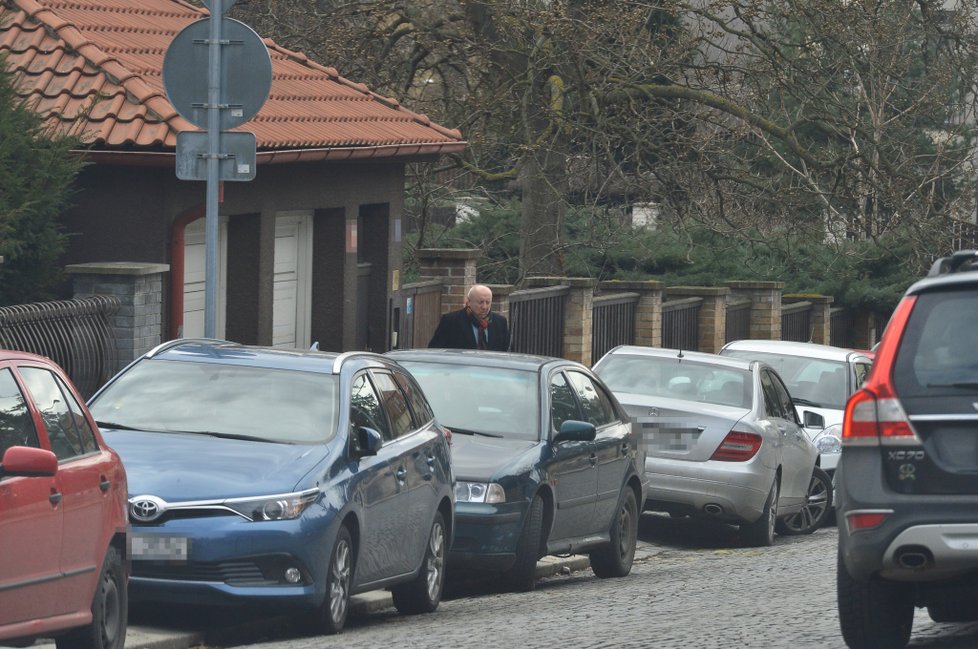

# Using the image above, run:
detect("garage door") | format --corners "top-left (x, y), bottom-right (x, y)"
top-left (273, 212), bottom-right (312, 349)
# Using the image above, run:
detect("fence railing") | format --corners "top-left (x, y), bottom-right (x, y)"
top-left (509, 285), bottom-right (569, 356)
top-left (591, 292), bottom-right (639, 364)
top-left (781, 301), bottom-right (813, 342)
top-left (400, 280), bottom-right (443, 349)
top-left (830, 307), bottom-right (855, 349)
top-left (662, 297), bottom-right (702, 351)
top-left (725, 299), bottom-right (752, 344)
top-left (0, 296), bottom-right (120, 398)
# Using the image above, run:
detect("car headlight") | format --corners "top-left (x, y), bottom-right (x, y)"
top-left (455, 481), bottom-right (505, 503)
top-left (224, 488), bottom-right (320, 521)
top-left (814, 425), bottom-right (842, 454)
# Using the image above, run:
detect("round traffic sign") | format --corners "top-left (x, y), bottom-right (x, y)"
top-left (162, 17), bottom-right (272, 131)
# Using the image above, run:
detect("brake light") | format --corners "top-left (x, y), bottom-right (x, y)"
top-left (845, 510), bottom-right (891, 532)
top-left (710, 430), bottom-right (762, 461)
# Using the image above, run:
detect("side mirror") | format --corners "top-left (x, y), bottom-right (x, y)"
top-left (1, 446), bottom-right (58, 479)
top-left (803, 410), bottom-right (825, 429)
top-left (553, 420), bottom-right (597, 444)
top-left (354, 427), bottom-right (384, 457)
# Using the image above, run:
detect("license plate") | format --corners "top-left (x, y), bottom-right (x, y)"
top-left (131, 534), bottom-right (189, 561)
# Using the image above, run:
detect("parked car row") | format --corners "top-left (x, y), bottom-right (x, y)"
top-left (1, 335), bottom-right (863, 646)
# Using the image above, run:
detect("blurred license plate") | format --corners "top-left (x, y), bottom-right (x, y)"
top-left (639, 421), bottom-right (700, 451)
top-left (132, 534), bottom-right (189, 561)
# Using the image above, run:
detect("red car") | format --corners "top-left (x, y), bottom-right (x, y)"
top-left (0, 350), bottom-right (129, 649)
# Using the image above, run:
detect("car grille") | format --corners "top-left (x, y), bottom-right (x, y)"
top-left (132, 560), bottom-right (274, 586)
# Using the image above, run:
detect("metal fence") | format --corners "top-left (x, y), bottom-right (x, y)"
top-left (725, 299), bottom-right (752, 344)
top-left (661, 297), bottom-right (702, 351)
top-left (0, 296), bottom-right (120, 398)
top-left (591, 292), bottom-right (638, 364)
top-left (830, 307), bottom-right (856, 349)
top-left (509, 285), bottom-right (569, 357)
top-left (781, 301), bottom-right (812, 342)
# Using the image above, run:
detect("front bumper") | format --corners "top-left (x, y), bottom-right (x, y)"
top-left (448, 500), bottom-right (528, 571)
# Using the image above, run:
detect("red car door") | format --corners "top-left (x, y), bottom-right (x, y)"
top-left (0, 365), bottom-right (68, 625)
top-left (17, 365), bottom-right (120, 617)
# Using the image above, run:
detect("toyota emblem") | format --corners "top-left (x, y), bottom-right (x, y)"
top-left (130, 495), bottom-right (166, 522)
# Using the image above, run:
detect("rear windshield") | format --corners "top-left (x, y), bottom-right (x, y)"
top-left (893, 290), bottom-right (978, 396)
top-left (595, 355), bottom-right (752, 408)
top-left (89, 359), bottom-right (339, 444)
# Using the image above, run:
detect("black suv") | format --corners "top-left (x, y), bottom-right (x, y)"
top-left (836, 250), bottom-right (978, 648)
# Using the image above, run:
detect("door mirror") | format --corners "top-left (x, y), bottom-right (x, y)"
top-left (0, 446), bottom-right (58, 478)
top-left (803, 410), bottom-right (825, 429)
top-left (553, 420), bottom-right (597, 444)
top-left (354, 427), bottom-right (384, 457)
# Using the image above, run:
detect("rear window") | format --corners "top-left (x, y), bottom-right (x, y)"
top-left (893, 290), bottom-right (978, 396)
top-left (595, 355), bottom-right (751, 408)
top-left (89, 359), bottom-right (338, 444)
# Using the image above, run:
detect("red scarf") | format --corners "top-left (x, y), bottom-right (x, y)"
top-left (467, 307), bottom-right (489, 349)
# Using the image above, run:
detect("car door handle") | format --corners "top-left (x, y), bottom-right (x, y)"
top-left (395, 467), bottom-right (408, 483)
top-left (620, 441), bottom-right (630, 456)
top-left (99, 479), bottom-right (111, 492)
top-left (49, 491), bottom-right (62, 506)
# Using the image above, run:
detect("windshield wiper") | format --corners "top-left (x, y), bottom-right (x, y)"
top-left (94, 420), bottom-right (140, 431)
top-left (791, 397), bottom-right (822, 407)
top-left (446, 427), bottom-right (504, 439)
top-left (169, 430), bottom-right (283, 443)
top-left (926, 381), bottom-right (978, 390)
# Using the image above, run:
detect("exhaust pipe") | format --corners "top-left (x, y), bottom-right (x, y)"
top-left (895, 546), bottom-right (933, 570)
top-left (703, 503), bottom-right (724, 516)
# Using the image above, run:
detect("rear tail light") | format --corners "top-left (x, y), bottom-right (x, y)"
top-left (845, 510), bottom-right (892, 533)
top-left (842, 295), bottom-right (920, 446)
top-left (710, 430), bottom-right (762, 461)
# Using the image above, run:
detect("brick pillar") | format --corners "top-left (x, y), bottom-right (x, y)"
top-left (66, 262), bottom-right (170, 375)
top-left (416, 248), bottom-right (480, 313)
top-left (485, 283), bottom-right (514, 322)
top-left (784, 294), bottom-right (834, 344)
top-left (725, 281), bottom-right (785, 340)
top-left (561, 278), bottom-right (597, 365)
top-left (600, 280), bottom-right (663, 348)
top-left (665, 286), bottom-right (729, 353)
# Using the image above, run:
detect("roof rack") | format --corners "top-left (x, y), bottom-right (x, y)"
top-left (927, 250), bottom-right (978, 276)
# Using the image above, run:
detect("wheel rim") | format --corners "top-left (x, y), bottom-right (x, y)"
top-left (100, 571), bottom-right (121, 647)
top-left (783, 473), bottom-right (829, 532)
top-left (617, 500), bottom-right (633, 558)
top-left (425, 522), bottom-right (446, 600)
top-left (329, 539), bottom-right (351, 625)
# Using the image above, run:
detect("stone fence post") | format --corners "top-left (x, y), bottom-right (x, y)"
top-left (725, 281), bottom-right (785, 340)
top-left (665, 286), bottom-right (729, 353)
top-left (66, 262), bottom-right (170, 375)
top-left (416, 248), bottom-right (480, 313)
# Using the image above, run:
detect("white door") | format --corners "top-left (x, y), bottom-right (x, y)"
top-left (183, 218), bottom-right (227, 339)
top-left (273, 212), bottom-right (312, 349)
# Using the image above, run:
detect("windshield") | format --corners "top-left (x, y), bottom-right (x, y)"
top-left (398, 361), bottom-right (540, 441)
top-left (722, 350), bottom-right (848, 410)
top-left (89, 359), bottom-right (339, 444)
top-left (595, 355), bottom-right (752, 408)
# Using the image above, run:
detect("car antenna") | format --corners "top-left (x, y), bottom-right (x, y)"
top-left (676, 349), bottom-right (684, 360)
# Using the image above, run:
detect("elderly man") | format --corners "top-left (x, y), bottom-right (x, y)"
top-left (428, 284), bottom-right (510, 351)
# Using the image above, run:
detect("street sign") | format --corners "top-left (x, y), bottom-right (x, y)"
top-left (162, 17), bottom-right (272, 131)
top-left (176, 131), bottom-right (256, 181)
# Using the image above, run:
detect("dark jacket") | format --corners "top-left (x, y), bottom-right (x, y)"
top-left (428, 309), bottom-right (510, 351)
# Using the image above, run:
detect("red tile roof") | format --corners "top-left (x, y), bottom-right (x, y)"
top-left (0, 0), bottom-right (465, 163)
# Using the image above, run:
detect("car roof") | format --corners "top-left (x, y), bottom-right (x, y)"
top-left (0, 349), bottom-right (56, 365)
top-left (720, 339), bottom-right (864, 362)
top-left (143, 339), bottom-right (391, 374)
top-left (598, 346), bottom-right (753, 371)
top-left (387, 348), bottom-right (581, 372)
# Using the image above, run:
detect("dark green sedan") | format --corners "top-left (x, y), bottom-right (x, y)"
top-left (388, 349), bottom-right (647, 592)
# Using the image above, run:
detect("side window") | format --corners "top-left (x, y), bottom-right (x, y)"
top-left (351, 373), bottom-right (391, 441)
top-left (854, 362), bottom-right (871, 389)
top-left (371, 371), bottom-right (415, 439)
top-left (0, 368), bottom-right (39, 459)
top-left (770, 373), bottom-right (799, 424)
top-left (566, 371), bottom-right (617, 427)
top-left (19, 367), bottom-right (96, 460)
top-left (550, 372), bottom-right (580, 432)
top-left (759, 371), bottom-right (787, 420)
top-left (392, 370), bottom-right (434, 427)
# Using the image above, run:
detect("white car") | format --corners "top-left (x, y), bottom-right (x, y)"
top-left (718, 340), bottom-right (874, 476)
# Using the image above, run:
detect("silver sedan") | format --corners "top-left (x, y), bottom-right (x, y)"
top-left (592, 346), bottom-right (824, 545)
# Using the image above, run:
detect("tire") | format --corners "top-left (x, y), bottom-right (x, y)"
top-left (589, 487), bottom-right (638, 578)
top-left (312, 526), bottom-right (353, 635)
top-left (740, 478), bottom-right (778, 547)
top-left (837, 548), bottom-right (914, 649)
top-left (56, 545), bottom-right (127, 649)
top-left (776, 467), bottom-right (833, 535)
top-left (391, 511), bottom-right (446, 615)
top-left (505, 495), bottom-right (545, 592)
